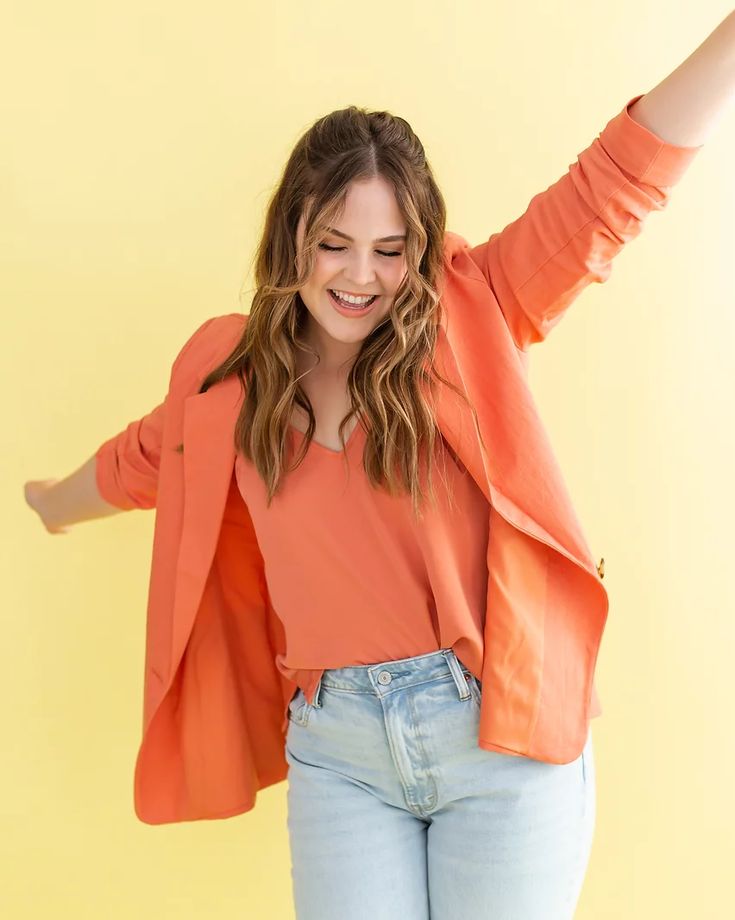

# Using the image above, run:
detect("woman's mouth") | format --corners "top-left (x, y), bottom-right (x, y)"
top-left (328, 289), bottom-right (379, 317)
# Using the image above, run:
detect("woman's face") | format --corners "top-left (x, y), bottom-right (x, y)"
top-left (295, 176), bottom-right (408, 366)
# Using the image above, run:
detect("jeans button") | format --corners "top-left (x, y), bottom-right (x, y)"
top-left (377, 670), bottom-right (392, 685)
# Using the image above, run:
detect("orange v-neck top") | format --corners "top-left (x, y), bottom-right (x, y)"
top-left (234, 419), bottom-right (490, 708)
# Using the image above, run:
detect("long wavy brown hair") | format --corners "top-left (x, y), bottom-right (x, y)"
top-left (196, 103), bottom-right (482, 520)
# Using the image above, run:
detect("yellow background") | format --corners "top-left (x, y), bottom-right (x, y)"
top-left (6, 1), bottom-right (734, 917)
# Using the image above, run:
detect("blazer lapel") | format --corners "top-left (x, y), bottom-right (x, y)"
top-left (170, 376), bottom-right (243, 682)
top-left (433, 327), bottom-right (601, 568)
top-left (434, 239), bottom-right (602, 578)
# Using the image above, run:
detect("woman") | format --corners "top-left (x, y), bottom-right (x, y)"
top-left (24, 11), bottom-right (732, 912)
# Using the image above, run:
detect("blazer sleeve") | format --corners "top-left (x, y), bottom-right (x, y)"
top-left (94, 316), bottom-right (218, 510)
top-left (467, 94), bottom-right (703, 351)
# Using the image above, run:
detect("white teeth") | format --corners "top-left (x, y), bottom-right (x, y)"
top-left (331, 289), bottom-right (374, 305)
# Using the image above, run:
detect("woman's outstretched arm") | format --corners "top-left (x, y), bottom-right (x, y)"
top-left (24, 316), bottom-right (222, 534)
top-left (628, 9), bottom-right (735, 147)
top-left (25, 394), bottom-right (168, 532)
top-left (25, 455), bottom-right (124, 534)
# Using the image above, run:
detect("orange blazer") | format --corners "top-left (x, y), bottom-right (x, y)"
top-left (95, 93), bottom-right (702, 825)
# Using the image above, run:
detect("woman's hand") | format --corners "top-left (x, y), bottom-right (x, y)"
top-left (24, 479), bottom-right (71, 534)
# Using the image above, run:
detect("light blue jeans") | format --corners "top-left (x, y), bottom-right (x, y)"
top-left (285, 647), bottom-right (595, 919)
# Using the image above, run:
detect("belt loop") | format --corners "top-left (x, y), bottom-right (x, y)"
top-left (443, 649), bottom-right (471, 701)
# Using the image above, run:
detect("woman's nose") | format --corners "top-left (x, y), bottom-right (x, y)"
top-left (345, 253), bottom-right (377, 287)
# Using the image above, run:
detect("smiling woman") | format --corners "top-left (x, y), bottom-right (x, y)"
top-left (26, 16), bottom-right (714, 910)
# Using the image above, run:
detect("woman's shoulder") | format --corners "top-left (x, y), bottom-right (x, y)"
top-left (173, 312), bottom-right (248, 370)
top-left (168, 312), bottom-right (248, 393)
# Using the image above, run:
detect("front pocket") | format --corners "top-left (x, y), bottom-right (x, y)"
top-left (463, 672), bottom-right (482, 707)
top-left (287, 687), bottom-right (313, 727)
top-left (287, 688), bottom-right (305, 725)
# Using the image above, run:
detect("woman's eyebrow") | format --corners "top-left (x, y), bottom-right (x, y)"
top-left (326, 227), bottom-right (407, 243)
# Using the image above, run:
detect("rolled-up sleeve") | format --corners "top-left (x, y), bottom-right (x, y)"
top-left (467, 93), bottom-right (703, 351)
top-left (93, 315), bottom-right (221, 511)
top-left (94, 399), bottom-right (167, 510)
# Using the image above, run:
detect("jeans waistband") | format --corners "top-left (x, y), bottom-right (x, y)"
top-left (310, 648), bottom-right (479, 709)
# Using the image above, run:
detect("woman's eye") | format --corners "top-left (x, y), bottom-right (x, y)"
top-left (318, 242), bottom-right (401, 258)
